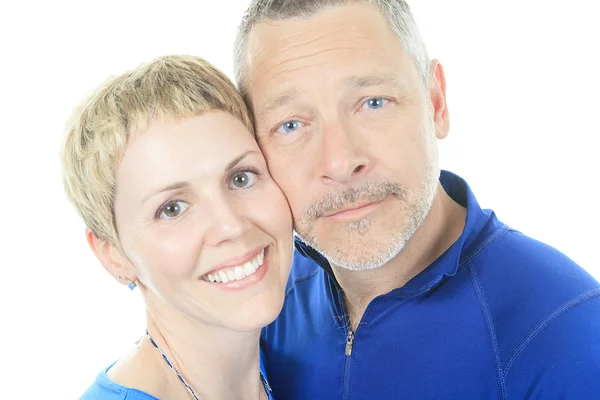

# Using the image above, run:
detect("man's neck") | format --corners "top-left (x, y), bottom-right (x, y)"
top-left (332, 184), bottom-right (467, 331)
top-left (110, 306), bottom-right (266, 400)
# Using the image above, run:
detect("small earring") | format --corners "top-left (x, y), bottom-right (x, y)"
top-left (119, 276), bottom-right (137, 291)
top-left (127, 279), bottom-right (137, 291)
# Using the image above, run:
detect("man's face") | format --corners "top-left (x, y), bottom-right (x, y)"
top-left (244, 3), bottom-right (448, 270)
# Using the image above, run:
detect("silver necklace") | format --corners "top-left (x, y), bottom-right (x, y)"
top-left (146, 329), bottom-right (201, 400)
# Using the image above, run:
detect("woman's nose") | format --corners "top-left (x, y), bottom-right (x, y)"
top-left (202, 201), bottom-right (248, 247)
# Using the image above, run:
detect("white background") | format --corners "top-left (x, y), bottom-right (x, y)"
top-left (1, 0), bottom-right (598, 398)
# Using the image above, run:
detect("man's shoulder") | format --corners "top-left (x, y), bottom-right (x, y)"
top-left (469, 227), bottom-right (599, 299)
top-left (468, 226), bottom-right (600, 328)
top-left (466, 227), bottom-right (600, 386)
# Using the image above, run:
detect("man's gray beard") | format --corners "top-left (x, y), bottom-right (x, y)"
top-left (294, 162), bottom-right (440, 271)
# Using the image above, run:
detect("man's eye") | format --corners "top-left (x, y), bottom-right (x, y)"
top-left (158, 201), bottom-right (189, 220)
top-left (230, 171), bottom-right (257, 189)
top-left (362, 97), bottom-right (387, 110)
top-left (277, 120), bottom-right (303, 134)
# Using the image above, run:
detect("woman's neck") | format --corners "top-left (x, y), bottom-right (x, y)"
top-left (143, 308), bottom-right (266, 400)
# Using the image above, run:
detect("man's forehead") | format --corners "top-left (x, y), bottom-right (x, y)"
top-left (244, 3), bottom-right (396, 67)
top-left (244, 8), bottom-right (409, 83)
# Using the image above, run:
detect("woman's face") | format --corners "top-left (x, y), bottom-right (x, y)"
top-left (112, 111), bottom-right (293, 332)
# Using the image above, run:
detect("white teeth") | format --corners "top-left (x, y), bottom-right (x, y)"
top-left (219, 270), bottom-right (229, 283)
top-left (202, 248), bottom-right (267, 283)
top-left (244, 261), bottom-right (256, 276)
top-left (226, 270), bottom-right (235, 281)
top-left (234, 266), bottom-right (245, 280)
top-left (258, 249), bottom-right (264, 265)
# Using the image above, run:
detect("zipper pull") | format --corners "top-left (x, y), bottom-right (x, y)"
top-left (345, 330), bottom-right (355, 356)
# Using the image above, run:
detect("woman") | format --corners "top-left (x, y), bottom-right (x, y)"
top-left (61, 55), bottom-right (293, 399)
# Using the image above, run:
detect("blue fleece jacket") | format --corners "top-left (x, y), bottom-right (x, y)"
top-left (262, 171), bottom-right (600, 400)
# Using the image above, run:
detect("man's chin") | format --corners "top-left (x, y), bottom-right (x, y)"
top-left (302, 233), bottom-right (405, 271)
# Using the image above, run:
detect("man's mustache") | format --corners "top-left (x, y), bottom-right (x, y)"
top-left (302, 181), bottom-right (407, 220)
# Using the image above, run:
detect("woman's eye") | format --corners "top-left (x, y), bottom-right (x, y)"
top-left (362, 97), bottom-right (387, 110)
top-left (277, 120), bottom-right (303, 134)
top-left (230, 171), bottom-right (257, 189)
top-left (158, 201), bottom-right (189, 220)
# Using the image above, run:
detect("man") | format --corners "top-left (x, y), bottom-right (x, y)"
top-left (233, 1), bottom-right (600, 398)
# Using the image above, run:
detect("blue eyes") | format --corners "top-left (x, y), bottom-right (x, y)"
top-left (363, 97), bottom-right (386, 110)
top-left (278, 120), bottom-right (303, 134)
top-left (274, 97), bottom-right (387, 134)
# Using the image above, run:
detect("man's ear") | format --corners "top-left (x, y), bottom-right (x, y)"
top-left (429, 59), bottom-right (450, 140)
top-left (86, 228), bottom-right (136, 288)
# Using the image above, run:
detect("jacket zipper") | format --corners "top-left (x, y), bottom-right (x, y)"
top-left (343, 328), bottom-right (355, 400)
top-left (345, 330), bottom-right (355, 356)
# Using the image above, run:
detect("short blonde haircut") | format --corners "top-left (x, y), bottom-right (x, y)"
top-left (61, 55), bottom-right (253, 245)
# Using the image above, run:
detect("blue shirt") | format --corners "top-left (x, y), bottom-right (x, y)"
top-left (262, 171), bottom-right (600, 400)
top-left (80, 347), bottom-right (275, 399)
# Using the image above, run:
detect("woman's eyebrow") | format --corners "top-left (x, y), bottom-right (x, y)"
top-left (142, 181), bottom-right (191, 204)
top-left (225, 150), bottom-right (260, 172)
top-left (142, 150), bottom-right (260, 204)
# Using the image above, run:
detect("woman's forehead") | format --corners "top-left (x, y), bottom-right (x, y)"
top-left (116, 113), bottom-right (260, 192)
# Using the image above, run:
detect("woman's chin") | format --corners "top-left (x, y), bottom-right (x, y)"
top-left (223, 294), bottom-right (286, 332)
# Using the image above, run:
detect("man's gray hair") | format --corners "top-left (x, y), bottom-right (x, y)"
top-left (233, 0), bottom-right (431, 95)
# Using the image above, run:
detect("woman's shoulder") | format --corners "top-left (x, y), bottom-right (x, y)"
top-left (79, 363), bottom-right (159, 400)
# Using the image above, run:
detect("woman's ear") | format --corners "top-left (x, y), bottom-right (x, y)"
top-left (86, 228), bottom-right (137, 288)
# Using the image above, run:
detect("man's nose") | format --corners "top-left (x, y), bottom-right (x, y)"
top-left (319, 120), bottom-right (370, 184)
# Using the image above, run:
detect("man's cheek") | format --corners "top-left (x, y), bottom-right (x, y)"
top-left (284, 194), bottom-right (305, 221)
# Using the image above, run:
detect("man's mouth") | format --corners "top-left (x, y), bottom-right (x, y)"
top-left (323, 198), bottom-right (386, 221)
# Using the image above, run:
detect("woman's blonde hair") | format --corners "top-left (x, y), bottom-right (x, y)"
top-left (61, 55), bottom-right (252, 246)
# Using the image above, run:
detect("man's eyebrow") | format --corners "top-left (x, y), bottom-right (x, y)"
top-left (257, 75), bottom-right (403, 119)
top-left (342, 74), bottom-right (404, 91)
top-left (257, 88), bottom-right (300, 120)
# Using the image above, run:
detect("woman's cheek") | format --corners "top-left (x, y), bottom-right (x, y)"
top-left (135, 221), bottom-right (203, 280)
top-left (247, 187), bottom-right (292, 232)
